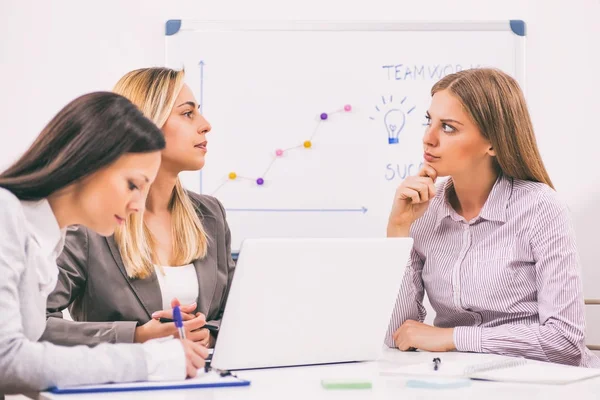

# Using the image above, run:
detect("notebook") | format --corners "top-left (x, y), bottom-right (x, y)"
top-left (48, 370), bottom-right (250, 394)
top-left (381, 357), bottom-right (600, 385)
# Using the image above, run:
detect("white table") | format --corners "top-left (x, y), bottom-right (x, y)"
top-left (39, 349), bottom-right (600, 400)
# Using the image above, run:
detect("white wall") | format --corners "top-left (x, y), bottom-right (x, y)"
top-left (1, 0), bottom-right (599, 334)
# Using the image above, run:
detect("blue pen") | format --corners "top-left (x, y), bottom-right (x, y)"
top-left (158, 318), bottom-right (219, 333)
top-left (173, 305), bottom-right (186, 340)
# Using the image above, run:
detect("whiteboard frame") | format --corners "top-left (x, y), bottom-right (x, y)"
top-left (166, 20), bottom-right (526, 97)
top-left (167, 20), bottom-right (523, 33)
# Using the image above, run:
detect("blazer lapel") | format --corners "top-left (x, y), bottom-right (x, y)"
top-left (193, 215), bottom-right (218, 316)
top-left (106, 237), bottom-right (163, 318)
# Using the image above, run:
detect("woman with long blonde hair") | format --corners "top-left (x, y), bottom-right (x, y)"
top-left (385, 68), bottom-right (599, 367)
top-left (42, 67), bottom-right (235, 349)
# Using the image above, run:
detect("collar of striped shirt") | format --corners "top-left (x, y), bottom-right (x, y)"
top-left (434, 174), bottom-right (511, 230)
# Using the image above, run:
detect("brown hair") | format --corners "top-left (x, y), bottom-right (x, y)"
top-left (0, 92), bottom-right (165, 200)
top-left (432, 68), bottom-right (553, 189)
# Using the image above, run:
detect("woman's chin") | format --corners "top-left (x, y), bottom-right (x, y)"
top-left (90, 223), bottom-right (116, 237)
top-left (180, 159), bottom-right (206, 172)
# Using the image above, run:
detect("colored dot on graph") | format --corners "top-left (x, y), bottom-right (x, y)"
top-left (256, 178), bottom-right (265, 185)
top-left (275, 149), bottom-right (284, 157)
top-left (344, 104), bottom-right (352, 112)
top-left (303, 140), bottom-right (312, 148)
top-left (320, 113), bottom-right (328, 120)
top-left (228, 172), bottom-right (237, 180)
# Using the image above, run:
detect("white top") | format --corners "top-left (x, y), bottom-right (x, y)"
top-left (0, 188), bottom-right (186, 393)
top-left (154, 264), bottom-right (199, 310)
top-left (21, 199), bottom-right (67, 297)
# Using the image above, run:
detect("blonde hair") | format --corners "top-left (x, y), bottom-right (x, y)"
top-left (113, 67), bottom-right (208, 278)
top-left (432, 68), bottom-right (553, 189)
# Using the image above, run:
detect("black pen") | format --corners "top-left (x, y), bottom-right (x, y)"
top-left (432, 357), bottom-right (441, 371)
top-left (159, 318), bottom-right (219, 333)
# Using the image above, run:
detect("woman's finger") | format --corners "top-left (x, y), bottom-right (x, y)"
top-left (179, 302), bottom-right (197, 313)
top-left (399, 188), bottom-right (420, 203)
top-left (192, 342), bottom-right (209, 359)
top-left (188, 350), bottom-right (206, 370)
top-left (419, 164), bottom-right (438, 182)
top-left (414, 182), bottom-right (430, 202)
top-left (183, 314), bottom-right (207, 331)
top-left (151, 309), bottom-right (195, 321)
top-left (185, 359), bottom-right (198, 378)
top-left (188, 328), bottom-right (210, 343)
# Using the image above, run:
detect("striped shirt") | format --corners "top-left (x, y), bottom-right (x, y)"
top-left (385, 174), bottom-right (600, 367)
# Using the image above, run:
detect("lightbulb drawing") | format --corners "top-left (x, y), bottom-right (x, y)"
top-left (383, 109), bottom-right (405, 144)
top-left (370, 95), bottom-right (416, 145)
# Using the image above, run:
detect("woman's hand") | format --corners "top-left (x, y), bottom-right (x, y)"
top-left (188, 313), bottom-right (215, 348)
top-left (151, 298), bottom-right (198, 321)
top-left (135, 298), bottom-right (210, 344)
top-left (388, 164), bottom-right (438, 236)
top-left (180, 339), bottom-right (209, 378)
top-left (392, 320), bottom-right (455, 352)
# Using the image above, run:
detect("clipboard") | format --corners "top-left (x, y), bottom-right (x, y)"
top-left (48, 370), bottom-right (250, 394)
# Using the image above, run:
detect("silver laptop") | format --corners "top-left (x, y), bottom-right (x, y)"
top-left (211, 237), bottom-right (413, 370)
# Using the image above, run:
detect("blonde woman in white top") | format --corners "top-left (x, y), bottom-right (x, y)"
top-left (44, 68), bottom-right (236, 350)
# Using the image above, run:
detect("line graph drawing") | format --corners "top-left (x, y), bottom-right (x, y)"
top-left (196, 61), bottom-right (369, 214)
top-left (209, 104), bottom-right (353, 196)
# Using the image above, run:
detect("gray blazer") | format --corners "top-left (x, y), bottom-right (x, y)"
top-left (42, 192), bottom-right (236, 346)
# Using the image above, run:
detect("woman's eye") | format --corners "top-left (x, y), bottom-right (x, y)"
top-left (442, 123), bottom-right (456, 133)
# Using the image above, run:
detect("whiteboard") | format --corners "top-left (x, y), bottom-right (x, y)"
top-left (165, 20), bottom-right (526, 252)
